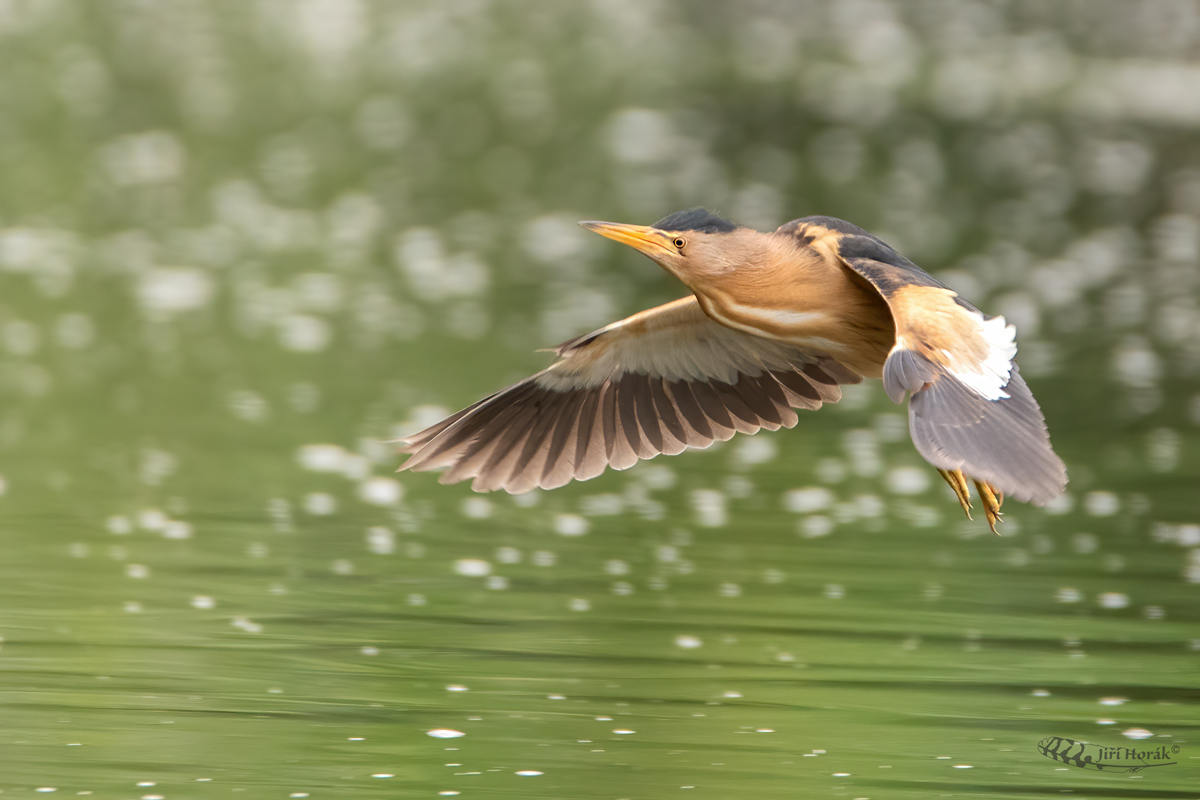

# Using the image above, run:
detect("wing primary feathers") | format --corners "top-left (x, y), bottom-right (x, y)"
top-left (619, 375), bottom-right (653, 459)
top-left (770, 370), bottom-right (823, 410)
top-left (396, 406), bottom-right (472, 452)
top-left (610, 377), bottom-right (644, 469)
top-left (731, 373), bottom-right (784, 429)
top-left (570, 388), bottom-right (603, 481)
top-left (666, 380), bottom-right (716, 444)
top-left (687, 381), bottom-right (739, 436)
top-left (470, 397), bottom-right (547, 491)
top-left (539, 391), bottom-right (587, 489)
top-left (600, 378), bottom-right (629, 468)
top-left (717, 378), bottom-right (773, 432)
top-left (804, 360), bottom-right (857, 398)
top-left (648, 378), bottom-right (690, 455)
top-left (800, 363), bottom-right (836, 386)
top-left (739, 374), bottom-right (787, 429)
top-left (464, 411), bottom-right (530, 491)
top-left (633, 375), bottom-right (666, 455)
top-left (747, 373), bottom-right (794, 428)
top-left (506, 395), bottom-right (570, 494)
top-left (403, 381), bottom-right (540, 472)
top-left (759, 374), bottom-right (801, 428)
top-left (440, 386), bottom-right (548, 483)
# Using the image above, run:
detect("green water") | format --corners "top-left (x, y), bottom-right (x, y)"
top-left (0, 1), bottom-right (1198, 798)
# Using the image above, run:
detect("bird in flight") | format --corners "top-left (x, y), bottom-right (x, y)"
top-left (398, 208), bottom-right (1066, 532)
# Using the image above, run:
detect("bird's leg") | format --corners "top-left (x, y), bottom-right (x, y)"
top-left (973, 480), bottom-right (1004, 534)
top-left (938, 468), bottom-right (973, 520)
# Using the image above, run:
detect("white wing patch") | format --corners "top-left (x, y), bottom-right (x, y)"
top-left (947, 314), bottom-right (1017, 400)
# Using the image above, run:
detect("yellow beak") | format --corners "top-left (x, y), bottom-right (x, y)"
top-left (579, 220), bottom-right (676, 259)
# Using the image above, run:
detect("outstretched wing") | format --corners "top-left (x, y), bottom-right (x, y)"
top-left (785, 216), bottom-right (1067, 505)
top-left (399, 295), bottom-right (861, 493)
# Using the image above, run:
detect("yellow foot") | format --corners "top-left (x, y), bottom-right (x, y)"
top-left (938, 468), bottom-right (973, 520)
top-left (973, 480), bottom-right (1004, 534)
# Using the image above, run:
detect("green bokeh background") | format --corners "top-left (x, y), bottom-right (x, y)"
top-left (0, 1), bottom-right (1196, 797)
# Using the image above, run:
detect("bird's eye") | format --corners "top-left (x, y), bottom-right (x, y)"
top-left (672, 237), bottom-right (686, 249)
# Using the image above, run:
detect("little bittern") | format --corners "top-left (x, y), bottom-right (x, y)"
top-left (399, 209), bottom-right (1067, 531)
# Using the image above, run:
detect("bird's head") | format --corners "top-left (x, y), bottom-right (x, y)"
top-left (580, 208), bottom-right (765, 291)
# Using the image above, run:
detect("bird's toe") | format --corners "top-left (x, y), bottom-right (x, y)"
top-left (973, 480), bottom-right (1004, 534)
top-left (938, 468), bottom-right (973, 520)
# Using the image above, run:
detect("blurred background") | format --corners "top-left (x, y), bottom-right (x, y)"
top-left (0, 0), bottom-right (1197, 797)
